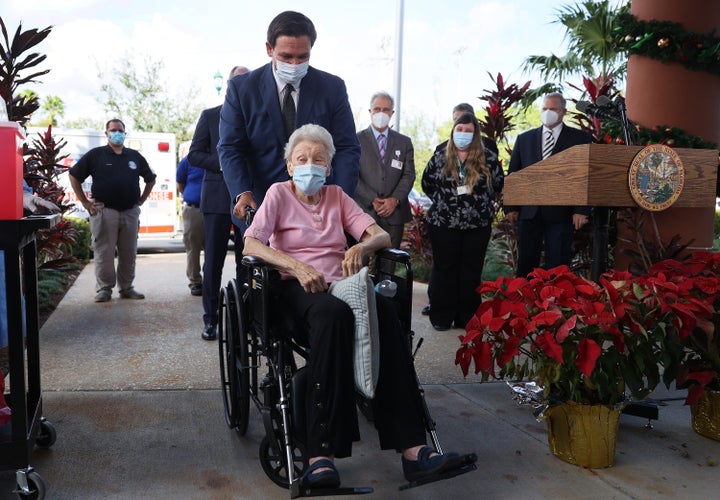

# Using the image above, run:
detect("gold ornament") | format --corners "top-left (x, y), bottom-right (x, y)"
top-left (658, 38), bottom-right (670, 48)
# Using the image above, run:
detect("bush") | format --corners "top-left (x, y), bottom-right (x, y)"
top-left (66, 216), bottom-right (91, 262)
top-left (401, 204), bottom-right (432, 282)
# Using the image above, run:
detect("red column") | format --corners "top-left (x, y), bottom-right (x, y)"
top-left (618, 0), bottom-right (720, 265)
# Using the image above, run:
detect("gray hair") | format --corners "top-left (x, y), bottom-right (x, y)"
top-left (369, 91), bottom-right (394, 108)
top-left (228, 66), bottom-right (249, 80)
top-left (284, 124), bottom-right (336, 163)
top-left (543, 92), bottom-right (566, 109)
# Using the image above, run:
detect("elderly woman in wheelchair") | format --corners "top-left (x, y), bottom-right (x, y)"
top-left (238, 124), bottom-right (473, 493)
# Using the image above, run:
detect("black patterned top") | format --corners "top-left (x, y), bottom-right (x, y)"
top-left (421, 141), bottom-right (503, 229)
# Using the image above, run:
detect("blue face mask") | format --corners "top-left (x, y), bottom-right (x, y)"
top-left (453, 131), bottom-right (474, 149)
top-left (292, 164), bottom-right (326, 196)
top-left (109, 131), bottom-right (126, 146)
top-left (276, 59), bottom-right (309, 87)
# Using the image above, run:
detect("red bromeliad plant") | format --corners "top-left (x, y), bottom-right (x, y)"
top-left (456, 265), bottom-right (665, 406)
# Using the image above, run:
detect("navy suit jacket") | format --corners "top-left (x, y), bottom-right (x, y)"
top-left (218, 63), bottom-right (361, 226)
top-left (188, 105), bottom-right (232, 215)
top-left (507, 124), bottom-right (592, 222)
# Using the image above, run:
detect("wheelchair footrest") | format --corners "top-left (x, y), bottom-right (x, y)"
top-left (291, 480), bottom-right (373, 498)
top-left (398, 452), bottom-right (478, 491)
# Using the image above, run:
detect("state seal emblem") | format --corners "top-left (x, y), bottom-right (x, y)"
top-left (628, 144), bottom-right (684, 211)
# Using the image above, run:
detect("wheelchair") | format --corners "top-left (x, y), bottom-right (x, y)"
top-left (218, 248), bottom-right (476, 498)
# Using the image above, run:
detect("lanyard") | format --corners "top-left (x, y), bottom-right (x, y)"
top-left (456, 155), bottom-right (466, 181)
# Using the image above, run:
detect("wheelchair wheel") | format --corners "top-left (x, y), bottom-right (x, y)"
top-left (230, 279), bottom-right (251, 436)
top-left (218, 282), bottom-right (250, 435)
top-left (259, 433), bottom-right (306, 489)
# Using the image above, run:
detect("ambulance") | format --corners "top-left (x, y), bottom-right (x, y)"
top-left (28, 127), bottom-right (179, 237)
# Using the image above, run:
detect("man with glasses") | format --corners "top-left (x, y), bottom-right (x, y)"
top-left (69, 119), bottom-right (156, 302)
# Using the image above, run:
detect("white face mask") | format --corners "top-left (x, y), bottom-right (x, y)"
top-left (371, 112), bottom-right (391, 130)
top-left (541, 109), bottom-right (560, 128)
top-left (275, 59), bottom-right (309, 87)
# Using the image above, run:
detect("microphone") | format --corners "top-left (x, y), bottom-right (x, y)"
top-left (576, 96), bottom-right (621, 121)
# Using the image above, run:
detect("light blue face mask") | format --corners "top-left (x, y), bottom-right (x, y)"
top-left (276, 60), bottom-right (309, 87)
top-left (453, 131), bottom-right (474, 149)
top-left (109, 131), bottom-right (126, 146)
top-left (292, 164), bottom-right (326, 196)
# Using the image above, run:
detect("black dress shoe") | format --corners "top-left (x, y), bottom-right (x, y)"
top-left (421, 304), bottom-right (431, 316)
top-left (202, 324), bottom-right (217, 341)
top-left (431, 323), bottom-right (452, 332)
top-left (190, 285), bottom-right (202, 296)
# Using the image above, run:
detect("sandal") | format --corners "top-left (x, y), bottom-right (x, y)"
top-left (301, 458), bottom-right (341, 488)
top-left (401, 446), bottom-right (460, 482)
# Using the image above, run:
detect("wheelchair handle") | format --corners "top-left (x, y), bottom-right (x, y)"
top-left (245, 206), bottom-right (256, 226)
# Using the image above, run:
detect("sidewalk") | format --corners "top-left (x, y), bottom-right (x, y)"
top-left (1, 249), bottom-right (719, 499)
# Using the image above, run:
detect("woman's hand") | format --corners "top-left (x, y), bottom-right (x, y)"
top-left (291, 262), bottom-right (328, 293)
top-left (342, 244), bottom-right (366, 277)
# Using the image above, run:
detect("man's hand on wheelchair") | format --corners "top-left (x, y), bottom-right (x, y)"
top-left (233, 192), bottom-right (256, 220)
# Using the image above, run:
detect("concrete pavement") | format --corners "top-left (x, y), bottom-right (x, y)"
top-left (1, 244), bottom-right (719, 499)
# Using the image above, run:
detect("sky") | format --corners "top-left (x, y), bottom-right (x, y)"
top-left (4, 0), bottom-right (579, 133)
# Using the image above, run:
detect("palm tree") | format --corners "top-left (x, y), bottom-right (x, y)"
top-left (42, 95), bottom-right (65, 126)
top-left (522, 0), bottom-right (630, 101)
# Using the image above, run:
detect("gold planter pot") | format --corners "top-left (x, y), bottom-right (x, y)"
top-left (690, 390), bottom-right (720, 441)
top-left (544, 401), bottom-right (622, 468)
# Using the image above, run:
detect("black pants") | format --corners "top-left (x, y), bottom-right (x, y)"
top-left (201, 213), bottom-right (244, 326)
top-left (516, 216), bottom-right (573, 277)
top-left (428, 225), bottom-right (491, 328)
top-left (278, 280), bottom-right (427, 458)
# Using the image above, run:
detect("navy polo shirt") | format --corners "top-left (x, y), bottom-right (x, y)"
top-left (69, 145), bottom-right (156, 210)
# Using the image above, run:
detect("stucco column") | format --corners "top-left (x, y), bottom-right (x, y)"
top-left (617, 0), bottom-right (720, 266)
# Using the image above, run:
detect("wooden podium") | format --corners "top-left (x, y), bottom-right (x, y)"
top-left (504, 144), bottom-right (719, 278)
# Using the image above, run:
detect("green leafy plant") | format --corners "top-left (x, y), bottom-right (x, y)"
top-left (401, 203), bottom-right (432, 282)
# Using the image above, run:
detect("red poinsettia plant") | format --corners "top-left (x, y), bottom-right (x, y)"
top-left (634, 252), bottom-right (720, 405)
top-left (456, 265), bottom-right (666, 406)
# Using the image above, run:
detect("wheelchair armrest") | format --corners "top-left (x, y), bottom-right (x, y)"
top-left (241, 255), bottom-right (269, 268)
top-left (375, 248), bottom-right (410, 264)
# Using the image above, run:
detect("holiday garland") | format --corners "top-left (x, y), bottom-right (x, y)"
top-left (601, 121), bottom-right (718, 150)
top-left (613, 13), bottom-right (720, 76)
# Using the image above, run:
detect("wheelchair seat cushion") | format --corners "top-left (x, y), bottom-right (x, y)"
top-left (328, 267), bottom-right (379, 398)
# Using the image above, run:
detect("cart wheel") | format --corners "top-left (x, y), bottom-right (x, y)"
top-left (230, 279), bottom-right (251, 436)
top-left (259, 434), bottom-right (306, 489)
top-left (218, 284), bottom-right (239, 429)
top-left (35, 418), bottom-right (56, 448)
top-left (14, 470), bottom-right (46, 499)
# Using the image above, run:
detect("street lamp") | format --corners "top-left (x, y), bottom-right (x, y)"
top-left (214, 70), bottom-right (223, 95)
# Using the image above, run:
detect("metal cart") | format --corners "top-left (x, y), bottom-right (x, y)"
top-left (1, 214), bottom-right (60, 499)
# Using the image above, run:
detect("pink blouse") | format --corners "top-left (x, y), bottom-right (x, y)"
top-left (245, 181), bottom-right (375, 283)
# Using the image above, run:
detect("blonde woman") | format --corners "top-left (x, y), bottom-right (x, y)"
top-left (421, 112), bottom-right (503, 331)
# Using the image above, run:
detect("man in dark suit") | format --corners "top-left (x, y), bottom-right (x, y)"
top-left (506, 92), bottom-right (592, 277)
top-left (218, 11), bottom-right (360, 226)
top-left (354, 91), bottom-right (415, 250)
top-left (188, 66), bottom-right (249, 341)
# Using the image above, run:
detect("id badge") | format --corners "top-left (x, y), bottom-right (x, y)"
top-left (456, 185), bottom-right (468, 196)
top-left (390, 159), bottom-right (403, 170)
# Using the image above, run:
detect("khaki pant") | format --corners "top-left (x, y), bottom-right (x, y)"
top-left (181, 204), bottom-right (204, 287)
top-left (89, 204), bottom-right (141, 293)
